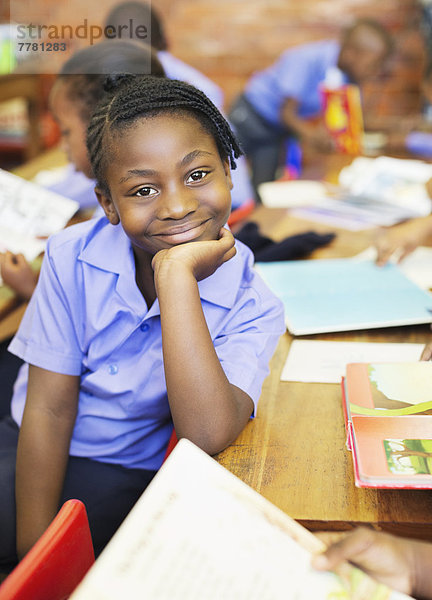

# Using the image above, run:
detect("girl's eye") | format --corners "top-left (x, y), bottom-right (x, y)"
top-left (135, 186), bottom-right (157, 198)
top-left (187, 170), bottom-right (209, 183)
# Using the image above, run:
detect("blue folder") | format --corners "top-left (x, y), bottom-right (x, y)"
top-left (255, 259), bottom-right (432, 335)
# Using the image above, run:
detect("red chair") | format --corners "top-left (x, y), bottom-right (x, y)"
top-left (0, 499), bottom-right (95, 600)
top-left (227, 198), bottom-right (255, 228)
top-left (163, 429), bottom-right (178, 462)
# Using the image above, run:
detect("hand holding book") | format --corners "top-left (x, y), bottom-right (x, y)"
top-left (314, 527), bottom-right (432, 600)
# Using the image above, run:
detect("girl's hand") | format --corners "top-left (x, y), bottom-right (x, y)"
top-left (152, 227), bottom-right (236, 283)
top-left (0, 251), bottom-right (38, 300)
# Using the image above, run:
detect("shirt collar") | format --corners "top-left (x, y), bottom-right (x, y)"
top-left (78, 217), bottom-right (134, 275)
top-left (78, 217), bottom-right (245, 311)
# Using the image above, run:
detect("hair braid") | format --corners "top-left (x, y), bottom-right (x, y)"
top-left (86, 75), bottom-right (242, 194)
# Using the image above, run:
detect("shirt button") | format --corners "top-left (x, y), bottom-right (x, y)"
top-left (140, 322), bottom-right (150, 332)
top-left (108, 364), bottom-right (118, 375)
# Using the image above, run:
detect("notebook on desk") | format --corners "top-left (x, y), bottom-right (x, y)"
top-left (255, 258), bottom-right (432, 335)
top-left (342, 362), bottom-right (432, 489)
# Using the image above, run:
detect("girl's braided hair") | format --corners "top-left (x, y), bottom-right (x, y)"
top-left (86, 74), bottom-right (242, 194)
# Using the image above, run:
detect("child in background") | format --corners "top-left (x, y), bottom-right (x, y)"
top-left (0, 75), bottom-right (284, 570)
top-left (0, 40), bottom-right (165, 302)
top-left (0, 41), bottom-right (166, 420)
top-left (0, 39), bottom-right (254, 300)
top-left (104, 1), bottom-right (224, 110)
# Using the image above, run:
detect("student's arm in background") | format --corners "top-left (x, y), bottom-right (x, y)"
top-left (153, 228), bottom-right (254, 456)
top-left (280, 98), bottom-right (334, 152)
top-left (15, 365), bottom-right (79, 558)
top-left (312, 527), bottom-right (432, 599)
top-left (374, 213), bottom-right (432, 266)
top-left (0, 251), bottom-right (38, 300)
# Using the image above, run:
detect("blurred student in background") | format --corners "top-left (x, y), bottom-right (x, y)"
top-left (229, 19), bottom-right (393, 194)
top-left (0, 40), bottom-right (164, 418)
top-left (0, 40), bottom-right (164, 303)
top-left (104, 1), bottom-right (224, 110)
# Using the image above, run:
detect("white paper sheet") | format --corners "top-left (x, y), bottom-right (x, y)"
top-left (281, 340), bottom-right (425, 384)
top-left (0, 168), bottom-right (79, 260)
top-left (258, 180), bottom-right (329, 208)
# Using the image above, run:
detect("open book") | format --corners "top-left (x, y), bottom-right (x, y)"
top-left (343, 362), bottom-right (432, 488)
top-left (71, 439), bottom-right (411, 599)
top-left (0, 168), bottom-right (79, 262)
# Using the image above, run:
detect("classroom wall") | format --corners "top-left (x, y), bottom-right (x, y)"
top-left (7, 0), bottom-right (427, 114)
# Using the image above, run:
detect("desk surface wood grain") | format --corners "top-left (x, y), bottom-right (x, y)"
top-left (218, 193), bottom-right (432, 541)
top-left (216, 326), bottom-right (432, 540)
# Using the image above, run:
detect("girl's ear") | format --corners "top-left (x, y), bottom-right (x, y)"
top-left (95, 187), bottom-right (120, 225)
top-left (223, 158), bottom-right (233, 191)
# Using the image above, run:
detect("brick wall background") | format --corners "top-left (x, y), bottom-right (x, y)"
top-left (5, 0), bottom-right (428, 114)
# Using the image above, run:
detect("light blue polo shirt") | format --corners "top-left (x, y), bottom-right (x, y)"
top-left (158, 50), bottom-right (224, 111)
top-left (405, 131), bottom-right (432, 157)
top-left (245, 39), bottom-right (343, 127)
top-left (9, 217), bottom-right (285, 471)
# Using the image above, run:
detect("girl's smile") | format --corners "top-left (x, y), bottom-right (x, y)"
top-left (152, 217), bottom-right (212, 244)
top-left (96, 112), bottom-right (233, 261)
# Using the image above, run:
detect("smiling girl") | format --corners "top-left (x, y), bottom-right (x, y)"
top-left (0, 75), bottom-right (284, 568)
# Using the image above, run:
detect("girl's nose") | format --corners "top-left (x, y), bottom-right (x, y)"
top-left (157, 188), bottom-right (199, 220)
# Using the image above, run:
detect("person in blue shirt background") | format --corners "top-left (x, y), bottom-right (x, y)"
top-left (0, 75), bottom-right (284, 571)
top-left (229, 18), bottom-right (393, 195)
top-left (104, 1), bottom-right (224, 110)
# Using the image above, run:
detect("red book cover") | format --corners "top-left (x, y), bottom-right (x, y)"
top-left (343, 362), bottom-right (432, 488)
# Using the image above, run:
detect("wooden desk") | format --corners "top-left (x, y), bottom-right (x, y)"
top-left (216, 200), bottom-right (432, 542)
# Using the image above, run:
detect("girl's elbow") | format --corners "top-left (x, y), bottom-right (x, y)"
top-left (175, 426), bottom-right (234, 457)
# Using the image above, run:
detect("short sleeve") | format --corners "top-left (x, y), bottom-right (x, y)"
top-left (275, 47), bottom-right (317, 102)
top-left (8, 238), bottom-right (84, 375)
top-left (405, 131), bottom-right (432, 157)
top-left (213, 270), bottom-right (285, 415)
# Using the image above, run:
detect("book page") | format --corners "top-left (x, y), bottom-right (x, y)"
top-left (0, 168), bottom-right (79, 260)
top-left (282, 340), bottom-right (424, 384)
top-left (71, 440), bottom-right (412, 600)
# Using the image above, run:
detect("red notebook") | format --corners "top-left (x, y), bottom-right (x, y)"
top-left (342, 362), bottom-right (432, 489)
